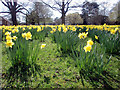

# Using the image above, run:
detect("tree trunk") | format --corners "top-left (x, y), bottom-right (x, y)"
top-left (11, 9), bottom-right (17, 25)
top-left (62, 13), bottom-right (65, 24)
top-left (62, 0), bottom-right (65, 24)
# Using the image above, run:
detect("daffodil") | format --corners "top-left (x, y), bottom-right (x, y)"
top-left (72, 27), bottom-right (76, 31)
top-left (84, 44), bottom-right (92, 53)
top-left (110, 29), bottom-right (117, 34)
top-left (86, 29), bottom-right (89, 31)
top-left (6, 35), bottom-right (12, 41)
top-left (41, 44), bottom-right (46, 49)
top-left (5, 40), bottom-right (14, 48)
top-left (23, 28), bottom-right (25, 31)
top-left (2, 29), bottom-right (5, 33)
top-left (5, 31), bottom-right (11, 36)
top-left (115, 27), bottom-right (118, 31)
top-left (12, 36), bottom-right (17, 41)
top-left (63, 26), bottom-right (67, 33)
top-left (25, 32), bottom-right (32, 40)
top-left (87, 40), bottom-right (94, 46)
top-left (50, 30), bottom-right (54, 33)
top-left (37, 28), bottom-right (41, 32)
top-left (78, 33), bottom-right (84, 39)
top-left (12, 30), bottom-right (15, 33)
top-left (95, 35), bottom-right (98, 40)
top-left (58, 27), bottom-right (61, 32)
top-left (78, 32), bottom-right (88, 39)
top-left (22, 33), bottom-right (26, 38)
top-left (15, 29), bottom-right (19, 33)
top-left (82, 32), bottom-right (88, 38)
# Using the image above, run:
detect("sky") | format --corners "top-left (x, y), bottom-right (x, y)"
top-left (0, 0), bottom-right (119, 23)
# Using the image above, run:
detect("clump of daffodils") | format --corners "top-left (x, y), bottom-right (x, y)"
top-left (22, 31), bottom-right (32, 40)
top-left (37, 27), bottom-right (42, 32)
top-left (84, 39), bottom-right (94, 53)
top-left (78, 32), bottom-right (88, 39)
top-left (110, 27), bottom-right (119, 34)
top-left (110, 29), bottom-right (117, 34)
top-left (5, 31), bottom-right (11, 36)
top-left (62, 25), bottom-right (67, 33)
top-left (5, 31), bottom-right (16, 48)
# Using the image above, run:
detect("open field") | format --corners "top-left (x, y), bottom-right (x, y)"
top-left (0, 25), bottom-right (120, 88)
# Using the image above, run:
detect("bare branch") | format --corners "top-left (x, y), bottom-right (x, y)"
top-left (18, 11), bottom-right (27, 15)
top-left (0, 11), bottom-right (10, 13)
top-left (16, 7), bottom-right (28, 12)
top-left (1, 0), bottom-right (9, 8)
top-left (16, 4), bottom-right (22, 9)
top-left (41, 0), bottom-right (61, 13)
top-left (14, 2), bottom-right (17, 8)
top-left (54, 0), bottom-right (62, 7)
top-left (64, 0), bottom-right (72, 14)
top-left (64, 0), bottom-right (72, 6)
top-left (69, 5), bottom-right (82, 8)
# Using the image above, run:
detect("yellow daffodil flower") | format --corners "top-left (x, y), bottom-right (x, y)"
top-left (22, 33), bottom-right (26, 38)
top-left (84, 44), bottom-right (92, 53)
top-left (50, 31), bottom-right (54, 33)
top-left (5, 40), bottom-right (14, 48)
top-left (12, 36), bottom-right (17, 41)
top-left (25, 32), bottom-right (32, 40)
top-left (15, 29), bottom-right (19, 33)
top-left (5, 31), bottom-right (11, 36)
top-left (41, 44), bottom-right (46, 49)
top-left (6, 35), bottom-right (12, 41)
top-left (110, 29), bottom-right (116, 34)
top-left (95, 35), bottom-right (98, 40)
top-left (87, 40), bottom-right (94, 46)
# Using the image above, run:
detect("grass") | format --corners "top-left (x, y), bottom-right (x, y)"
top-left (1, 37), bottom-right (120, 88)
top-left (0, 42), bottom-right (2, 88)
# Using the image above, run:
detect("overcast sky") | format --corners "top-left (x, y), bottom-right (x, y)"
top-left (0, 0), bottom-right (119, 22)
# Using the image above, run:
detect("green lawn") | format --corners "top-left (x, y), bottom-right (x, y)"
top-left (1, 37), bottom-right (120, 88)
top-left (0, 42), bottom-right (2, 88)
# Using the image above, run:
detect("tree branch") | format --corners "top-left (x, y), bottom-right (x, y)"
top-left (0, 11), bottom-right (10, 13)
top-left (18, 11), bottom-right (27, 15)
top-left (54, 0), bottom-right (62, 7)
top-left (6, 2), bottom-right (11, 10)
top-left (41, 0), bottom-right (61, 13)
top-left (64, 0), bottom-right (72, 6)
top-left (14, 2), bottom-right (17, 9)
top-left (1, 0), bottom-right (9, 8)
top-left (16, 4), bottom-right (22, 9)
top-left (64, 0), bottom-right (72, 14)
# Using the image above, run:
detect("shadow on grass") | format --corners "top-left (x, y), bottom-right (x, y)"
top-left (2, 62), bottom-right (41, 88)
top-left (79, 69), bottom-right (120, 89)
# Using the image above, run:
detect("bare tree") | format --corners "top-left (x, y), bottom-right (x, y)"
top-left (41, 0), bottom-right (80, 24)
top-left (26, 2), bottom-right (52, 25)
top-left (34, 2), bottom-right (52, 25)
top-left (0, 0), bottom-right (29, 25)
